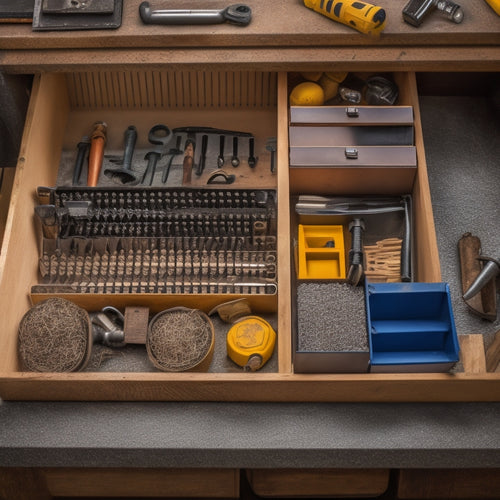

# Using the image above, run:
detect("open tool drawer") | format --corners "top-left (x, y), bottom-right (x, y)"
top-left (0, 70), bottom-right (496, 401)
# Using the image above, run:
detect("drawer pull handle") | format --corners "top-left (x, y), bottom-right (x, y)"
top-left (346, 107), bottom-right (359, 117)
top-left (345, 147), bottom-right (359, 159)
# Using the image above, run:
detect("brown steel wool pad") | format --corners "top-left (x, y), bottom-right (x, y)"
top-left (147, 307), bottom-right (215, 372)
top-left (18, 298), bottom-right (91, 372)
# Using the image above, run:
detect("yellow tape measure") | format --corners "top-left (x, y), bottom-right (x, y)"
top-left (304, 0), bottom-right (386, 36)
top-left (227, 316), bottom-right (276, 372)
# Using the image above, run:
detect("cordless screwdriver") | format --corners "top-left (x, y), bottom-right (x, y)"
top-left (303, 0), bottom-right (386, 36)
top-left (402, 0), bottom-right (464, 26)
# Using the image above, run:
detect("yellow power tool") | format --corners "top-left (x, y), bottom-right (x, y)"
top-left (485, 0), bottom-right (500, 15)
top-left (304, 0), bottom-right (386, 35)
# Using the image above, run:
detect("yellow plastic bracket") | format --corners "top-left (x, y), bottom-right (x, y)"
top-left (298, 224), bottom-right (346, 280)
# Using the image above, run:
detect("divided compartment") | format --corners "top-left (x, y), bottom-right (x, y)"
top-left (289, 72), bottom-right (438, 374)
top-left (297, 224), bottom-right (345, 280)
top-left (366, 282), bottom-right (460, 372)
top-left (0, 70), bottom-right (496, 401)
top-left (0, 70), bottom-right (287, 399)
top-left (288, 73), bottom-right (417, 195)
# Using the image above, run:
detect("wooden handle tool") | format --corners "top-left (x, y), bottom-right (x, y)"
top-left (87, 121), bottom-right (107, 187)
top-left (182, 138), bottom-right (195, 185)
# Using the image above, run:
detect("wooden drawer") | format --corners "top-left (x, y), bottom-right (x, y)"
top-left (0, 70), bottom-right (497, 401)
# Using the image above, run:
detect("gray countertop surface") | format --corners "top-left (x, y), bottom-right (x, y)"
top-left (0, 401), bottom-right (499, 468)
top-left (0, 85), bottom-right (499, 470)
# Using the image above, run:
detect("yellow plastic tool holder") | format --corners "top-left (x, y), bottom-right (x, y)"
top-left (298, 224), bottom-right (346, 280)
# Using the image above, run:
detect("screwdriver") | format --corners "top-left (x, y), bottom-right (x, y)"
top-left (303, 0), bottom-right (386, 36)
top-left (87, 121), bottom-right (107, 187)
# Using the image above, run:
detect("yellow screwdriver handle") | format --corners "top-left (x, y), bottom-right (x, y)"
top-left (303, 0), bottom-right (386, 35)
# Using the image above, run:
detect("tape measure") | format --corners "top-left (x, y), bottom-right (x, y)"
top-left (303, 0), bottom-right (386, 36)
top-left (226, 316), bottom-right (276, 371)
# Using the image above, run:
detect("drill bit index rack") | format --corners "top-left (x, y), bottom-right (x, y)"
top-left (32, 187), bottom-right (278, 300)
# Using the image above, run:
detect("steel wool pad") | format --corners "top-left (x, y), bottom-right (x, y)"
top-left (18, 297), bottom-right (92, 372)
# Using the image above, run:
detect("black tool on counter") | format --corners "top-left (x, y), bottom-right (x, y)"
top-left (142, 124), bottom-right (172, 186)
top-left (402, 0), bottom-right (463, 26)
top-left (104, 125), bottom-right (139, 185)
top-left (139, 2), bottom-right (252, 26)
top-left (72, 136), bottom-right (90, 185)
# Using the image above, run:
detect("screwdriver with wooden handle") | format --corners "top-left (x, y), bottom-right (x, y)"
top-left (303, 0), bottom-right (386, 36)
top-left (87, 121), bottom-right (107, 187)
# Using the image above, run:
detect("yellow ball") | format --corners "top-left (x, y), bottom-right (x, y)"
top-left (300, 71), bottom-right (323, 82)
top-left (324, 71), bottom-right (348, 83)
top-left (318, 74), bottom-right (339, 101)
top-left (290, 82), bottom-right (325, 106)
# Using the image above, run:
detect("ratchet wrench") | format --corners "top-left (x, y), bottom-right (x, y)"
top-left (139, 2), bottom-right (252, 26)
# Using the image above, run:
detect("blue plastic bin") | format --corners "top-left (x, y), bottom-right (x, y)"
top-left (365, 282), bottom-right (460, 372)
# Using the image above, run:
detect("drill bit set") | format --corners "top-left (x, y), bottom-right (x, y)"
top-left (33, 187), bottom-right (277, 296)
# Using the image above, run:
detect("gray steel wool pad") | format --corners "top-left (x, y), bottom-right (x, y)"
top-left (297, 282), bottom-right (367, 352)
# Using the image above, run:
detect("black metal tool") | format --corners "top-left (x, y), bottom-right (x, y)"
top-left (231, 136), bottom-right (240, 167)
top-left (265, 137), bottom-right (277, 173)
top-left (104, 125), bottom-right (138, 185)
top-left (402, 0), bottom-right (464, 26)
top-left (207, 169), bottom-right (235, 184)
top-left (139, 2), bottom-right (252, 26)
top-left (400, 195), bottom-right (412, 282)
top-left (142, 124), bottom-right (172, 186)
top-left (217, 135), bottom-right (225, 167)
top-left (162, 135), bottom-right (183, 184)
top-left (248, 137), bottom-right (257, 168)
top-left (72, 136), bottom-right (90, 185)
top-left (196, 134), bottom-right (209, 176)
top-left (347, 218), bottom-right (365, 286)
top-left (463, 257), bottom-right (500, 301)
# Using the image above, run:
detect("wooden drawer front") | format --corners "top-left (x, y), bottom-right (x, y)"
top-left (247, 468), bottom-right (389, 498)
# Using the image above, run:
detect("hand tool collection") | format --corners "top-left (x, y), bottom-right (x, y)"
top-left (71, 124), bottom-right (257, 188)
